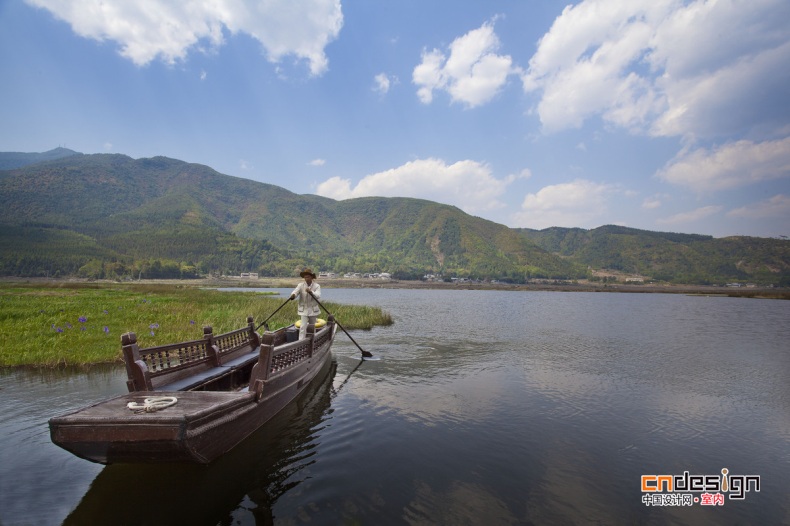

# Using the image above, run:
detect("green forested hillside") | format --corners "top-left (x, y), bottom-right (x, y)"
top-left (0, 152), bottom-right (581, 281)
top-left (321, 197), bottom-right (582, 280)
top-left (0, 224), bottom-right (120, 277)
top-left (0, 147), bottom-right (78, 170)
top-left (518, 225), bottom-right (790, 285)
top-left (0, 151), bottom-right (787, 285)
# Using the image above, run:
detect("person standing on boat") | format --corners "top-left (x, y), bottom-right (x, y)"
top-left (290, 268), bottom-right (321, 340)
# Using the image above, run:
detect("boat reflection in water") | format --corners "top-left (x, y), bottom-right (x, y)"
top-left (63, 360), bottom-right (338, 526)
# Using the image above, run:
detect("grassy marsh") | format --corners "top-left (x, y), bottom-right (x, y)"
top-left (0, 282), bottom-right (393, 367)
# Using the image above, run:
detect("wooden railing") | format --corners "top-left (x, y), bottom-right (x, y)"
top-left (122, 317), bottom-right (260, 392)
top-left (249, 316), bottom-right (335, 401)
top-left (122, 316), bottom-right (334, 395)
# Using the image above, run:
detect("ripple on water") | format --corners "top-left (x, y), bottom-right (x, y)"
top-left (3, 290), bottom-right (789, 526)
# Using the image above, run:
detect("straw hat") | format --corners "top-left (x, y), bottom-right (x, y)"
top-left (300, 268), bottom-right (317, 279)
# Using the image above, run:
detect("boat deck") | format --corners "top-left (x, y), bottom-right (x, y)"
top-left (49, 317), bottom-right (337, 463)
top-left (51, 390), bottom-right (255, 426)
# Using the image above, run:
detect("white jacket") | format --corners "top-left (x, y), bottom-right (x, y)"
top-left (291, 281), bottom-right (321, 316)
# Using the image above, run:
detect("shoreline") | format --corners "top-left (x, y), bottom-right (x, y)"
top-left (3, 276), bottom-right (787, 299)
top-left (1, 277), bottom-right (786, 369)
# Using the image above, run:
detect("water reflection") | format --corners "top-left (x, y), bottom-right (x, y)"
top-left (322, 289), bottom-right (790, 525)
top-left (403, 480), bottom-right (518, 524)
top-left (0, 365), bottom-right (125, 525)
top-left (1, 289), bottom-right (788, 525)
top-left (62, 362), bottom-right (338, 526)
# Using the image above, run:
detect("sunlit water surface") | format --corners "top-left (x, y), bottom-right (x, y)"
top-left (1, 289), bottom-right (788, 525)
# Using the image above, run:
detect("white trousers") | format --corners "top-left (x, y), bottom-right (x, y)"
top-left (299, 315), bottom-right (317, 340)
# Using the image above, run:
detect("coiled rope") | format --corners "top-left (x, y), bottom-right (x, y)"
top-left (127, 396), bottom-right (178, 413)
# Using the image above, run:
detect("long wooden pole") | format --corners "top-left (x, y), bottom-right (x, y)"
top-left (255, 297), bottom-right (291, 331)
top-left (308, 291), bottom-right (373, 358)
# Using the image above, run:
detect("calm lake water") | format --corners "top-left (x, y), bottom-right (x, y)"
top-left (1, 289), bottom-right (788, 525)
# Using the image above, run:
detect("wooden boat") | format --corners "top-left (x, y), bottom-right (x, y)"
top-left (49, 316), bottom-right (337, 464)
top-left (62, 361), bottom-right (338, 525)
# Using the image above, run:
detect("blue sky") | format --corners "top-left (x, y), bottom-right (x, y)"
top-left (1, 0), bottom-right (789, 238)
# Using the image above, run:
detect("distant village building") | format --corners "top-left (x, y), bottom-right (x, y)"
top-left (335, 272), bottom-right (392, 279)
top-left (240, 273), bottom-right (258, 279)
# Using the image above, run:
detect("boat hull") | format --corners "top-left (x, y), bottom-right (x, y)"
top-left (50, 328), bottom-right (335, 464)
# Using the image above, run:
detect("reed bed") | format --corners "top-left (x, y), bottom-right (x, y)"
top-left (0, 282), bottom-right (393, 367)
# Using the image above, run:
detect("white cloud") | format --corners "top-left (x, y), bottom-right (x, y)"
top-left (308, 158), bottom-right (326, 167)
top-left (656, 137), bottom-right (790, 192)
top-left (102, 142), bottom-right (113, 151)
top-left (413, 49), bottom-right (445, 104)
top-left (373, 73), bottom-right (392, 94)
top-left (657, 205), bottom-right (723, 226)
top-left (523, 0), bottom-right (790, 138)
top-left (652, 41), bottom-right (790, 138)
top-left (413, 20), bottom-right (518, 108)
top-left (315, 176), bottom-right (352, 199)
top-left (25, 0), bottom-right (343, 75)
top-left (728, 194), bottom-right (790, 219)
top-left (512, 179), bottom-right (616, 229)
top-left (239, 159), bottom-right (251, 170)
top-left (200, 70), bottom-right (207, 81)
top-left (523, 1), bottom-right (671, 132)
top-left (316, 158), bottom-right (513, 214)
top-left (641, 196), bottom-right (663, 210)
top-left (510, 168), bottom-right (532, 181)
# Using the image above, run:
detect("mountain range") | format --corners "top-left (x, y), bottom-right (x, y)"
top-left (1, 149), bottom-right (788, 286)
